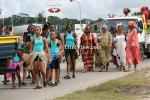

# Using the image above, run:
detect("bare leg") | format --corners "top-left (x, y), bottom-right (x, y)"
top-left (106, 63), bottom-right (109, 72)
top-left (70, 53), bottom-right (75, 77)
top-left (46, 68), bottom-right (51, 81)
top-left (51, 69), bottom-right (55, 83)
top-left (66, 55), bottom-right (71, 77)
top-left (134, 59), bottom-right (137, 71)
top-left (99, 63), bottom-right (104, 72)
top-left (11, 73), bottom-right (16, 89)
top-left (33, 61), bottom-right (41, 86)
top-left (16, 70), bottom-right (21, 87)
top-left (23, 68), bottom-right (27, 83)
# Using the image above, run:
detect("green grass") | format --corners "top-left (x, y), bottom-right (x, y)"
top-left (54, 68), bottom-right (150, 100)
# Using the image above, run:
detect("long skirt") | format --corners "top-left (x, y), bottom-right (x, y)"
top-left (82, 52), bottom-right (94, 68)
top-left (126, 47), bottom-right (141, 64)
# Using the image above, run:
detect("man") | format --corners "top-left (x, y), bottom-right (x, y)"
top-left (0, 23), bottom-right (3, 35)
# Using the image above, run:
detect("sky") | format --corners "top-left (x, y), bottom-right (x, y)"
top-left (0, 0), bottom-right (150, 20)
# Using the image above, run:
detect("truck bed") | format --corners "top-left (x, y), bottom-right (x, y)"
top-left (0, 36), bottom-right (19, 59)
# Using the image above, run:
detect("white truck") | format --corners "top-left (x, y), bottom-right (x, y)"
top-left (98, 17), bottom-right (150, 60)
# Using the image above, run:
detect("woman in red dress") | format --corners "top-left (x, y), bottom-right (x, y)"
top-left (79, 25), bottom-right (97, 73)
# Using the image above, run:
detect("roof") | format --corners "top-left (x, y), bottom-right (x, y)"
top-left (105, 16), bottom-right (142, 20)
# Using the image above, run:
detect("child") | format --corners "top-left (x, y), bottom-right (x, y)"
top-left (6, 51), bottom-right (23, 89)
top-left (48, 31), bottom-right (63, 87)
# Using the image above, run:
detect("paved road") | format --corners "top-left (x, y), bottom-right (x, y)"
top-left (0, 57), bottom-right (150, 100)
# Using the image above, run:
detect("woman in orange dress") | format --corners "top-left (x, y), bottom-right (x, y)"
top-left (126, 21), bottom-right (141, 71)
top-left (79, 25), bottom-right (97, 73)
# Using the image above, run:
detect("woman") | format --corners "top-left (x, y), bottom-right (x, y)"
top-left (114, 24), bottom-right (126, 71)
top-left (123, 8), bottom-right (132, 17)
top-left (28, 26), bottom-right (51, 89)
top-left (126, 21), bottom-right (141, 71)
top-left (64, 24), bottom-right (77, 79)
top-left (97, 25), bottom-right (112, 72)
top-left (79, 25), bottom-right (97, 73)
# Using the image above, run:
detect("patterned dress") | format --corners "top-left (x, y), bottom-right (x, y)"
top-left (80, 33), bottom-right (96, 68)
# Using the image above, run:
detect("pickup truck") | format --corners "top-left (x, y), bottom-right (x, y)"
top-left (0, 36), bottom-right (19, 74)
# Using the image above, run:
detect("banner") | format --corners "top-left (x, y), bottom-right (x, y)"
top-left (46, 5), bottom-right (62, 22)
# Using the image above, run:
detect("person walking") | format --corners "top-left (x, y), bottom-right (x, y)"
top-left (64, 24), bottom-right (77, 79)
top-left (126, 21), bottom-right (141, 71)
top-left (97, 25), bottom-right (112, 72)
top-left (79, 24), bottom-right (97, 73)
top-left (28, 26), bottom-right (51, 89)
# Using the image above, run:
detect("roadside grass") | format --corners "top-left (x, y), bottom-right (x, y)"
top-left (54, 67), bottom-right (150, 100)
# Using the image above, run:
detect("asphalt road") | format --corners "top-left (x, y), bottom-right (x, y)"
top-left (0, 56), bottom-right (150, 100)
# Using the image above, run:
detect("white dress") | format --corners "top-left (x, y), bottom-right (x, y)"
top-left (114, 35), bottom-right (126, 66)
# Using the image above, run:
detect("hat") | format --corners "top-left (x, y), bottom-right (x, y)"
top-left (128, 21), bottom-right (136, 27)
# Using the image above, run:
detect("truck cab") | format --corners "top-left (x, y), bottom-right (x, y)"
top-left (100, 17), bottom-right (148, 60)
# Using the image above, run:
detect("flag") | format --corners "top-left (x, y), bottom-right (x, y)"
top-left (46, 5), bottom-right (62, 22)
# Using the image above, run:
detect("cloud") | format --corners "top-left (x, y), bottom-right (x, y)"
top-left (1, 0), bottom-right (150, 20)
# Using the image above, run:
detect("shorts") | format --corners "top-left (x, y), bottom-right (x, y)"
top-left (50, 59), bottom-right (60, 69)
top-left (34, 56), bottom-right (42, 61)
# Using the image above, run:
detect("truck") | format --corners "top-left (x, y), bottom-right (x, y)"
top-left (0, 36), bottom-right (19, 74)
top-left (97, 16), bottom-right (150, 60)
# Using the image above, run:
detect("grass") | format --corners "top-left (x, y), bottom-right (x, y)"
top-left (54, 67), bottom-right (150, 100)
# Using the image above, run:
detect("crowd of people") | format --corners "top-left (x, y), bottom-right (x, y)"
top-left (0, 6), bottom-right (149, 89)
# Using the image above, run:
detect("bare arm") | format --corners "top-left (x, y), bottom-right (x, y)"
top-left (29, 38), bottom-right (34, 55)
top-left (43, 37), bottom-right (50, 59)
top-left (58, 40), bottom-right (64, 55)
top-left (74, 33), bottom-right (77, 46)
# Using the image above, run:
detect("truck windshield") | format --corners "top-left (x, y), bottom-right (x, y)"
top-left (101, 19), bottom-right (138, 32)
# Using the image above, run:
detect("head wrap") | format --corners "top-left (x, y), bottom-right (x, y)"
top-left (86, 24), bottom-right (92, 29)
top-left (102, 24), bottom-right (107, 29)
top-left (128, 21), bottom-right (136, 27)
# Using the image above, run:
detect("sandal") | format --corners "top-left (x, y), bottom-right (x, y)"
top-left (99, 70), bottom-right (103, 72)
top-left (11, 85), bottom-right (16, 89)
top-left (33, 85), bottom-right (42, 89)
top-left (82, 69), bottom-right (87, 73)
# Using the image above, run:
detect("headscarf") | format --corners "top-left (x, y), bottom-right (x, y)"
top-left (102, 24), bottom-right (107, 29)
top-left (128, 21), bottom-right (136, 27)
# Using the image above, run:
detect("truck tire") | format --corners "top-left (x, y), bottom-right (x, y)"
top-left (147, 52), bottom-right (150, 58)
top-left (140, 46), bottom-right (144, 61)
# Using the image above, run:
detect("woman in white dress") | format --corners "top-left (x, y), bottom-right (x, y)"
top-left (114, 24), bottom-right (126, 71)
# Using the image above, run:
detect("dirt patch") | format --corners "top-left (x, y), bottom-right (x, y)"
top-left (114, 85), bottom-right (150, 96)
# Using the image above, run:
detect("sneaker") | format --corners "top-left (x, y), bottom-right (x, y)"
top-left (72, 75), bottom-right (76, 78)
top-left (26, 76), bottom-right (31, 79)
top-left (55, 82), bottom-right (58, 86)
top-left (48, 82), bottom-right (55, 87)
top-left (2, 80), bottom-right (10, 83)
top-left (33, 85), bottom-right (42, 89)
top-left (43, 81), bottom-right (47, 87)
top-left (31, 80), bottom-right (36, 84)
top-left (64, 75), bottom-right (71, 79)
top-left (4, 81), bottom-right (7, 85)
top-left (22, 82), bottom-right (26, 86)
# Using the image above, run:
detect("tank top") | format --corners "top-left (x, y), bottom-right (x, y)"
top-left (65, 32), bottom-right (75, 46)
top-left (46, 33), bottom-right (51, 42)
top-left (50, 39), bottom-right (59, 54)
top-left (30, 33), bottom-right (36, 39)
top-left (12, 53), bottom-right (20, 62)
top-left (33, 36), bottom-right (44, 52)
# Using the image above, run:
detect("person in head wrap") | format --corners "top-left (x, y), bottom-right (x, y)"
top-left (79, 24), bottom-right (97, 73)
top-left (126, 21), bottom-right (141, 72)
top-left (113, 24), bottom-right (126, 71)
top-left (141, 6), bottom-right (149, 25)
top-left (123, 8), bottom-right (132, 17)
top-left (96, 24), bottom-right (112, 72)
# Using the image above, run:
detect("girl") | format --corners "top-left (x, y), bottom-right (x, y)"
top-left (64, 24), bottom-right (77, 79)
top-left (114, 24), bottom-right (126, 71)
top-left (47, 24), bottom-right (64, 83)
top-left (48, 31), bottom-right (63, 86)
top-left (29, 26), bottom-right (51, 89)
top-left (21, 32), bottom-right (36, 86)
top-left (126, 21), bottom-right (141, 71)
top-left (6, 51), bottom-right (23, 89)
